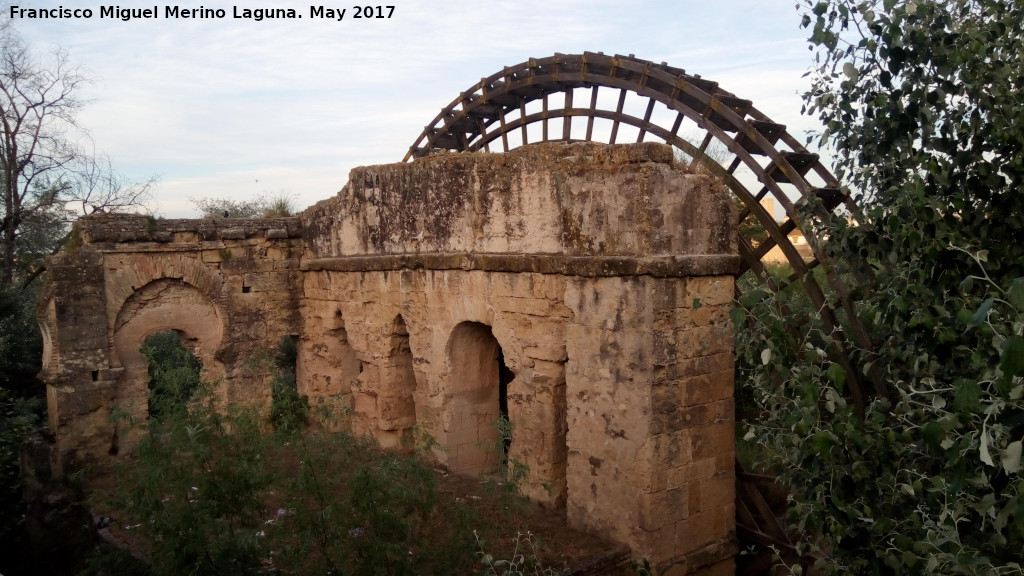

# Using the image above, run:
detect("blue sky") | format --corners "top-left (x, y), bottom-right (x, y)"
top-left (16, 1), bottom-right (820, 217)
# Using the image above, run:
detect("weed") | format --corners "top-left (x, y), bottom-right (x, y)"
top-left (268, 335), bottom-right (308, 431)
top-left (476, 530), bottom-right (568, 576)
top-left (479, 415), bottom-right (529, 514)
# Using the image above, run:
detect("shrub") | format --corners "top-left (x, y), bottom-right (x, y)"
top-left (738, 2), bottom-right (1024, 572)
top-left (96, 381), bottom-right (480, 575)
top-left (139, 330), bottom-right (201, 419)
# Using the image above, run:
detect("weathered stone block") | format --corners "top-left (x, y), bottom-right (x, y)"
top-left (689, 421), bottom-right (734, 461)
top-left (639, 486), bottom-right (689, 530)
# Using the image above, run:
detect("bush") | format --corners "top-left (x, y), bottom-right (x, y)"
top-left (139, 330), bottom-right (202, 419)
top-left (95, 381), bottom-right (481, 576)
top-left (738, 2), bottom-right (1024, 573)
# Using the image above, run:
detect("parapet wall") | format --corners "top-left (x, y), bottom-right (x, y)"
top-left (39, 142), bottom-right (738, 575)
top-left (303, 142), bottom-right (734, 275)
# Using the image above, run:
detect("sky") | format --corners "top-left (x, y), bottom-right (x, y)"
top-left (14, 0), bottom-right (822, 218)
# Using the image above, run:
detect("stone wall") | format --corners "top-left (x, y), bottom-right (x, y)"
top-left (39, 142), bottom-right (739, 574)
top-left (39, 215), bottom-right (304, 468)
top-left (564, 275), bottom-right (737, 574)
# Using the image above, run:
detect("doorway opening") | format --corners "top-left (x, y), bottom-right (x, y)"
top-left (140, 330), bottom-right (202, 419)
top-left (446, 322), bottom-right (513, 474)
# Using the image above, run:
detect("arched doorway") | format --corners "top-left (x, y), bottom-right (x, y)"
top-left (112, 279), bottom-right (224, 427)
top-left (446, 321), bottom-right (512, 475)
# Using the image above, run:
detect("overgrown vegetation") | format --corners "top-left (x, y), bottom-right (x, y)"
top-left (90, 330), bottom-right (479, 575)
top-left (139, 330), bottom-right (202, 419)
top-left (268, 335), bottom-right (309, 431)
top-left (737, 1), bottom-right (1024, 573)
top-left (191, 192), bottom-right (298, 219)
top-left (82, 334), bottom-right (573, 575)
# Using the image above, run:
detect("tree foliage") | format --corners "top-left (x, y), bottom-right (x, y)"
top-left (738, 1), bottom-right (1024, 573)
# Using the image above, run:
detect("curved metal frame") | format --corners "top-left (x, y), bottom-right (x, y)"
top-left (406, 52), bottom-right (878, 407)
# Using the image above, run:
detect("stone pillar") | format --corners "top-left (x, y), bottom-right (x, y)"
top-left (39, 247), bottom-right (122, 475)
top-left (565, 275), bottom-right (737, 575)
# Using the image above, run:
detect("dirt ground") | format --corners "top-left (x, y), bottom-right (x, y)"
top-left (431, 469), bottom-right (631, 572)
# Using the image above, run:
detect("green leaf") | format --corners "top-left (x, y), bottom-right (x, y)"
top-left (812, 431), bottom-right (835, 456)
top-left (893, 296), bottom-right (909, 313)
top-left (953, 381), bottom-right (982, 413)
top-left (1002, 440), bottom-right (1022, 474)
top-left (970, 297), bottom-right (995, 324)
top-left (1001, 335), bottom-right (1024, 377)
top-left (1009, 277), bottom-right (1024, 310)
top-left (922, 421), bottom-right (945, 453)
top-left (826, 363), bottom-right (847, 392)
top-left (729, 307), bottom-right (747, 327)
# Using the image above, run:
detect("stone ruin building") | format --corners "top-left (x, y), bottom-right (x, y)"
top-left (38, 142), bottom-right (738, 574)
top-left (37, 53), bottom-right (869, 575)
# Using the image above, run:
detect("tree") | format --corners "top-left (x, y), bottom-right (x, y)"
top-left (0, 22), bottom-right (156, 566)
top-left (738, 1), bottom-right (1024, 573)
top-left (0, 22), bottom-right (152, 287)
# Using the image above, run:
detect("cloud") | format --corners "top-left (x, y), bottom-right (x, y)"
top-left (16, 0), bottom-right (825, 217)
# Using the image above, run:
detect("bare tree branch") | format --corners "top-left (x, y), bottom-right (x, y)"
top-left (0, 21), bottom-right (153, 288)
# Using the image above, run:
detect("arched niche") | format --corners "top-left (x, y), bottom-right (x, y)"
top-left (445, 321), bottom-right (510, 475)
top-left (297, 303), bottom-right (362, 405)
top-left (379, 314), bottom-right (417, 433)
top-left (111, 279), bottom-right (225, 424)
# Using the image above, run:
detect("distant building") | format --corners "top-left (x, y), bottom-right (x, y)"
top-left (755, 198), bottom-right (814, 264)
top-left (763, 228), bottom-right (814, 264)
